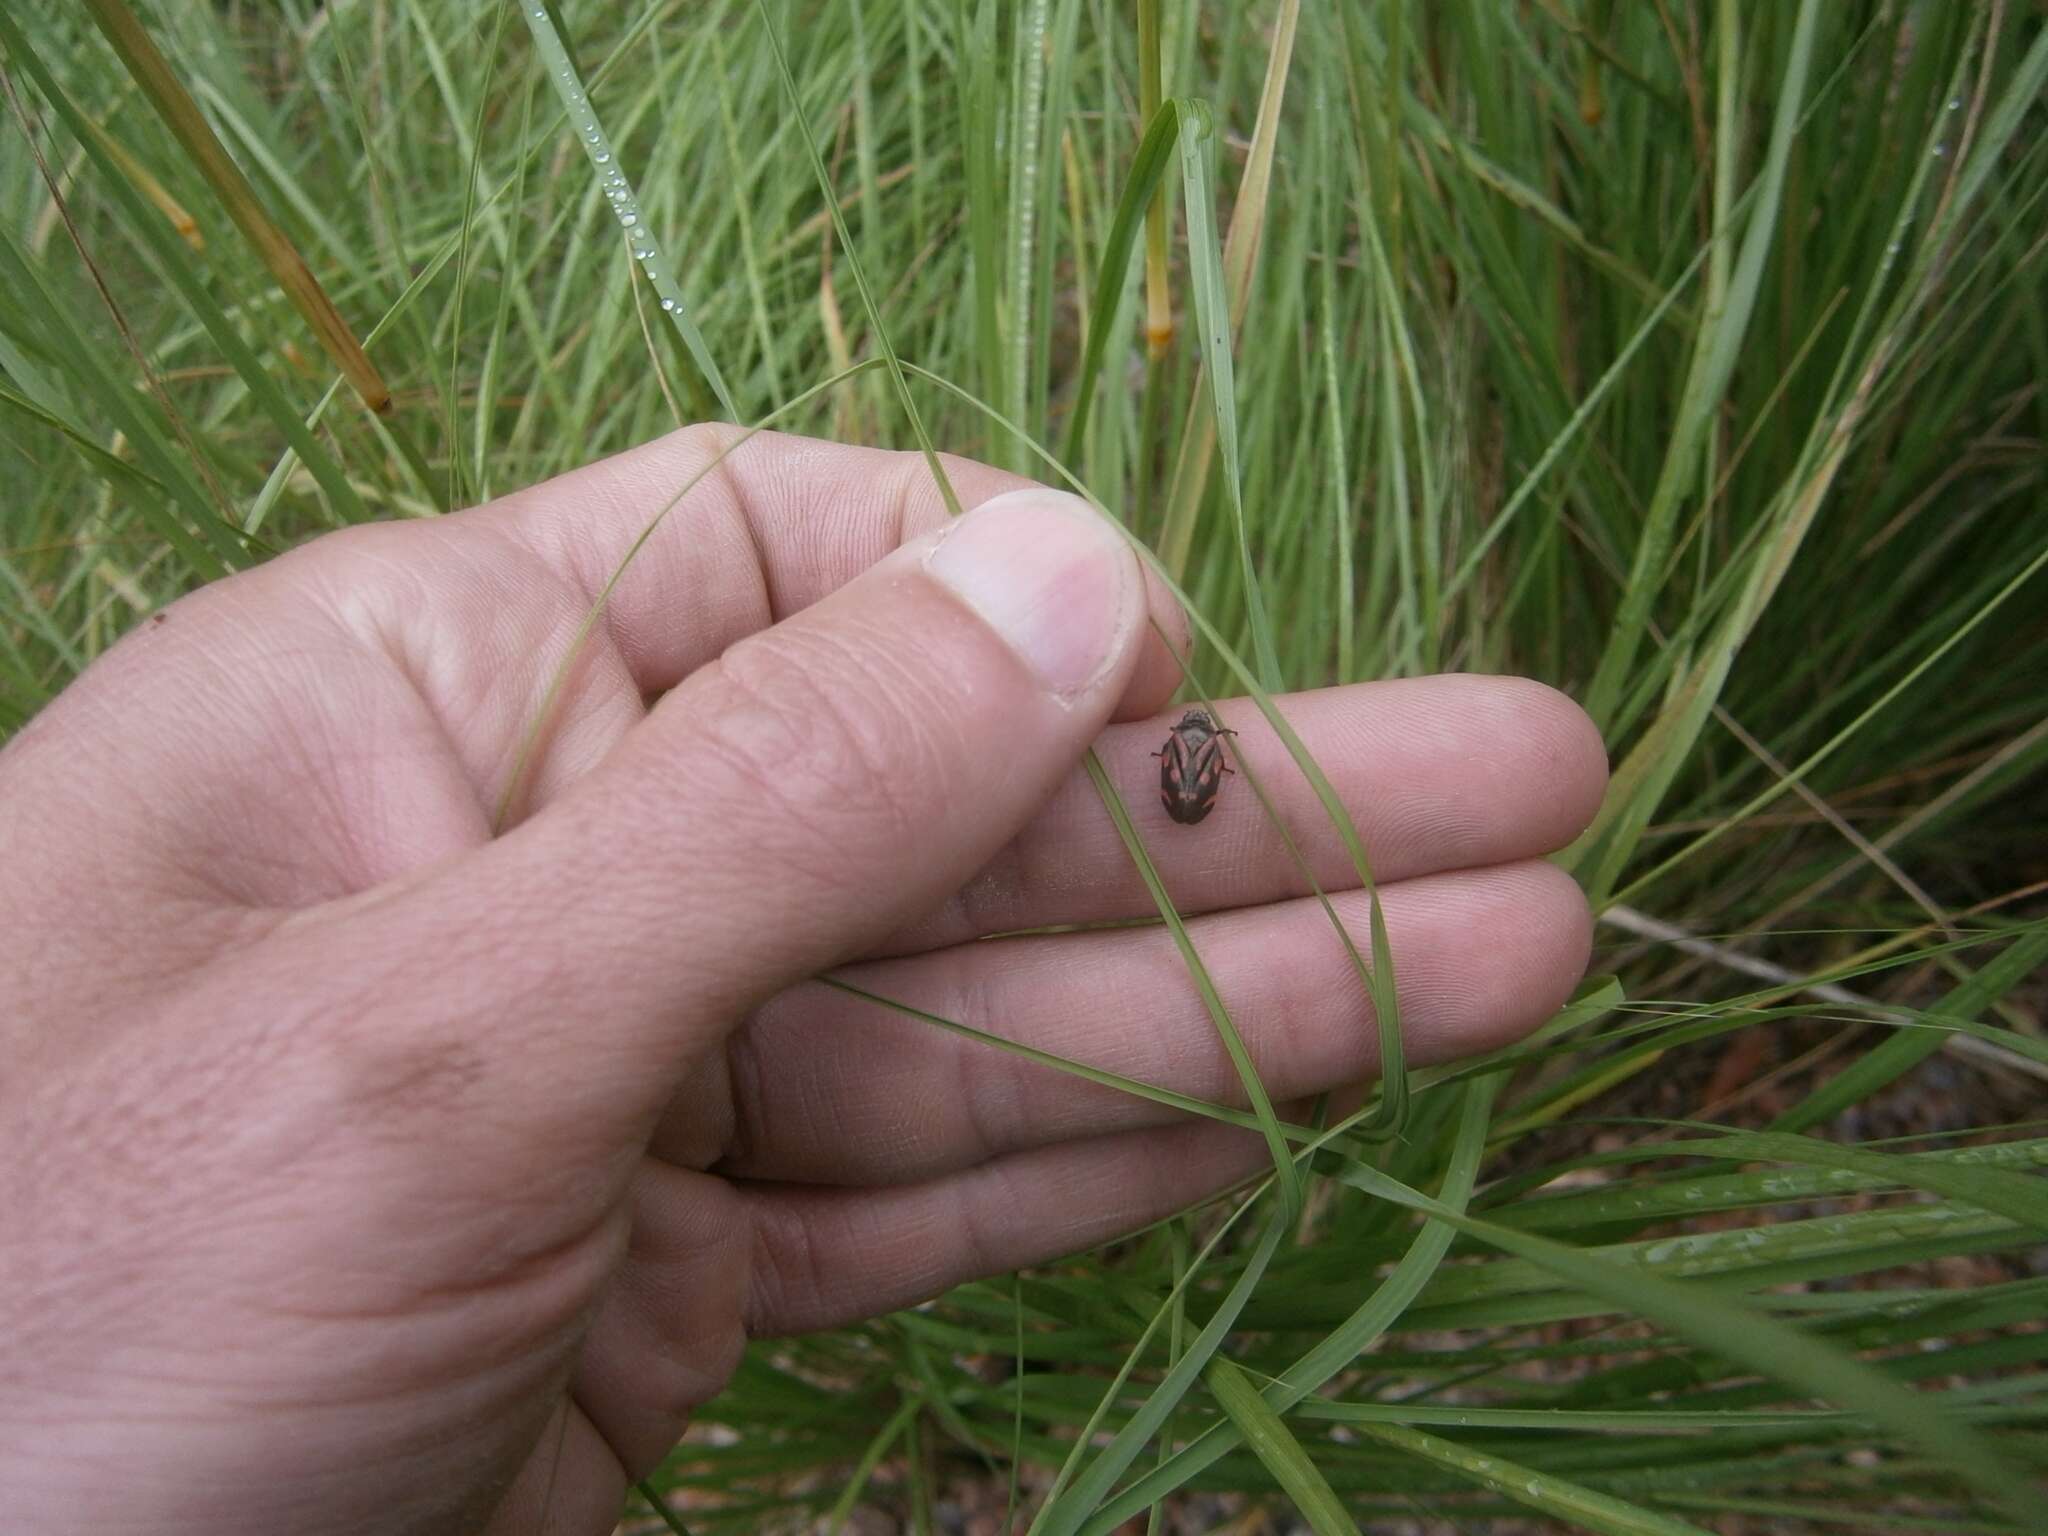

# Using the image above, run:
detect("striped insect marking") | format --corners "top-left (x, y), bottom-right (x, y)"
top-left (1152, 708), bottom-right (1237, 825)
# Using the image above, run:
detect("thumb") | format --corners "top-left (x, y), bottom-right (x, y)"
top-left (291, 487), bottom-right (1150, 1136)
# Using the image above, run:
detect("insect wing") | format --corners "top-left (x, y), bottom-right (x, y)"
top-left (1157, 729), bottom-right (1199, 821)
top-left (1158, 716), bottom-right (1228, 824)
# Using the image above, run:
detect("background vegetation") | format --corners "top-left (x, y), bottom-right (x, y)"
top-left (4, 1), bottom-right (2045, 1530)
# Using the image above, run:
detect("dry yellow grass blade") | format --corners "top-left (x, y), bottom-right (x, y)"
top-left (81, 0), bottom-right (390, 415)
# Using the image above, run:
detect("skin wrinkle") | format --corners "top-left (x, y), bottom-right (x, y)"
top-left (740, 1191), bottom-right (834, 1338)
top-left (680, 645), bottom-right (930, 901)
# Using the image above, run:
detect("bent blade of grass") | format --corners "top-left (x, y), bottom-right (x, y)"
top-left (754, 0), bottom-right (956, 514)
top-left (1080, 749), bottom-right (1303, 1221)
top-left (1060, 98), bottom-right (1188, 467)
top-left (906, 360), bottom-right (1406, 1146)
top-left (1168, 660), bottom-right (1405, 1135)
top-left (1205, 1357), bottom-right (1361, 1536)
top-left (1159, 102), bottom-right (1283, 692)
top-left (1026, 1167), bottom-right (1276, 1527)
top-left (491, 359), bottom-right (888, 828)
top-left (1082, 1075), bottom-right (1498, 1533)
top-left (1031, 1094), bottom-right (1461, 1532)
top-left (913, 364), bottom-right (1409, 1163)
top-left (1156, 0), bottom-right (1298, 584)
top-left (1029, 1201), bottom-right (1291, 1536)
top-left (820, 976), bottom-right (1307, 1142)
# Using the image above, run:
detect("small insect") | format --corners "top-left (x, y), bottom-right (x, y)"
top-left (1153, 708), bottom-right (1237, 825)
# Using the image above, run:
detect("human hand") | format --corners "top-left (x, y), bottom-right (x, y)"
top-left (0, 428), bottom-right (1607, 1534)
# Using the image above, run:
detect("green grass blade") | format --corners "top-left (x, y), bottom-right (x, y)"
top-left (1205, 1357), bottom-right (1361, 1536)
top-left (518, 1), bottom-right (738, 421)
top-left (1330, 1159), bottom-right (2038, 1518)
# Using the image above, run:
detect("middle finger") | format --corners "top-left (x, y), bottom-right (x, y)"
top-left (671, 858), bottom-right (1591, 1183)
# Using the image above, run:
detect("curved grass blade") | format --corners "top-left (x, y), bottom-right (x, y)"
top-left (905, 361), bottom-right (1407, 1143)
top-left (821, 977), bottom-right (1309, 1142)
top-left (1082, 748), bottom-right (1302, 1219)
top-left (1172, 667), bottom-right (1406, 1135)
top-left (1166, 101), bottom-right (1279, 689)
top-left (1081, 1076), bottom-right (1497, 1532)
top-left (491, 359), bottom-right (889, 829)
top-left (1206, 1357), bottom-right (1362, 1536)
top-left (753, 0), bottom-right (958, 514)
top-left (1029, 1202), bottom-right (1291, 1536)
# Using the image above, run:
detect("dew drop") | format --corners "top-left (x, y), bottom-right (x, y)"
top-left (1948, 97), bottom-right (1962, 111)
top-left (620, 213), bottom-right (638, 227)
top-left (1932, 144), bottom-right (1946, 158)
top-left (660, 297), bottom-right (677, 311)
top-left (594, 152), bottom-right (610, 164)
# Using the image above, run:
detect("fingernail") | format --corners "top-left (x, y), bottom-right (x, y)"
top-left (925, 490), bottom-right (1137, 700)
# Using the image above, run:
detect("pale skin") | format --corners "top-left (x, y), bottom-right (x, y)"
top-left (0, 428), bottom-right (1608, 1534)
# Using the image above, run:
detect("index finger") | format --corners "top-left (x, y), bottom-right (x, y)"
top-left (473, 424), bottom-right (1191, 716)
